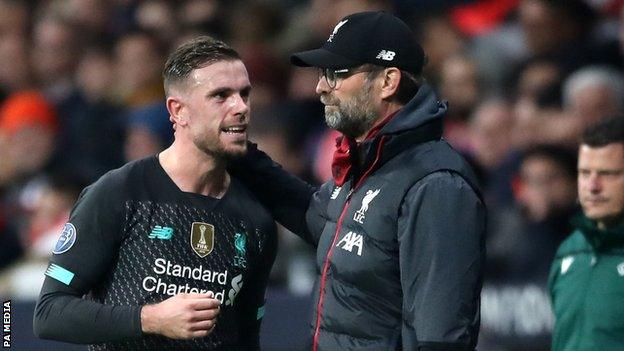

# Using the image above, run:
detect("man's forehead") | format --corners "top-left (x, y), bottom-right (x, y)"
top-left (580, 143), bottom-right (624, 153)
top-left (189, 60), bottom-right (249, 86)
top-left (579, 143), bottom-right (624, 164)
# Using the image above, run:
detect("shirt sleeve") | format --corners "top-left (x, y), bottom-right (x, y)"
top-left (397, 172), bottom-right (485, 351)
top-left (228, 142), bottom-right (321, 245)
top-left (33, 171), bottom-right (143, 343)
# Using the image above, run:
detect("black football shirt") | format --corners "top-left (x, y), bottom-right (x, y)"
top-left (34, 155), bottom-right (277, 350)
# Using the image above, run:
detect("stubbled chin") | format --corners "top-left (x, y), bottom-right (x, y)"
top-left (222, 133), bottom-right (247, 147)
top-left (222, 145), bottom-right (247, 160)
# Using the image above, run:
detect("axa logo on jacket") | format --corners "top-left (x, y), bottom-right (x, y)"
top-left (336, 231), bottom-right (364, 256)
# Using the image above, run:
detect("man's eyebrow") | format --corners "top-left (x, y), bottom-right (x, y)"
top-left (206, 87), bottom-right (233, 96)
top-left (206, 85), bottom-right (252, 96)
top-left (240, 85), bottom-right (252, 94)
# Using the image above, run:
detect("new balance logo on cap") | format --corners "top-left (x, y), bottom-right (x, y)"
top-left (376, 50), bottom-right (395, 61)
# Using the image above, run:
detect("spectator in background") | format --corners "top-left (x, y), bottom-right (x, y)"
top-left (512, 64), bottom-right (624, 149)
top-left (0, 0), bottom-right (29, 37)
top-left (113, 31), bottom-right (171, 164)
top-left (0, 172), bottom-right (86, 300)
top-left (518, 0), bottom-right (596, 72)
top-left (0, 91), bottom-right (57, 273)
top-left (0, 91), bottom-right (58, 184)
top-left (510, 57), bottom-right (567, 149)
top-left (113, 30), bottom-right (165, 108)
top-left (469, 98), bottom-right (519, 208)
top-left (481, 144), bottom-right (578, 351)
top-left (513, 57), bottom-right (562, 118)
top-left (30, 11), bottom-right (124, 181)
top-left (417, 13), bottom-right (466, 88)
top-left (124, 102), bottom-right (172, 161)
top-left (54, 0), bottom-right (115, 44)
top-left (31, 14), bottom-right (79, 106)
top-left (229, 1), bottom-right (288, 112)
top-left (24, 173), bottom-right (86, 259)
top-left (0, 0), bottom-right (30, 102)
top-left (53, 44), bottom-right (125, 181)
top-left (549, 117), bottom-right (624, 351)
top-left (439, 54), bottom-right (482, 151)
top-left (488, 145), bottom-right (578, 281)
top-left (0, 34), bottom-right (32, 96)
top-left (134, 0), bottom-right (178, 43)
top-left (176, 0), bottom-right (227, 38)
top-left (562, 65), bottom-right (624, 127)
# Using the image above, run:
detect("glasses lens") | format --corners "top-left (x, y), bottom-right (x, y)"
top-left (318, 68), bottom-right (346, 89)
top-left (325, 69), bottom-right (336, 87)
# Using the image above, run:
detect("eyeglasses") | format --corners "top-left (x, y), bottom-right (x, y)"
top-left (317, 67), bottom-right (373, 89)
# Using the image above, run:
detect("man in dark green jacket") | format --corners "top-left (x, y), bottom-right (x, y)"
top-left (549, 116), bottom-right (624, 351)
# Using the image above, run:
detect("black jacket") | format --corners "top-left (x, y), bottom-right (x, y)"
top-left (232, 84), bottom-right (486, 351)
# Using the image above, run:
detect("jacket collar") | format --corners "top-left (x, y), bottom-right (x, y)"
top-left (332, 83), bottom-right (446, 186)
top-left (573, 213), bottom-right (624, 250)
top-left (358, 83), bottom-right (445, 170)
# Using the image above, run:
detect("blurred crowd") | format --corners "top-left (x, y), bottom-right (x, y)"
top-left (0, 0), bottom-right (622, 350)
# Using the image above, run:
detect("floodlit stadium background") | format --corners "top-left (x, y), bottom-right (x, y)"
top-left (0, 0), bottom-right (623, 350)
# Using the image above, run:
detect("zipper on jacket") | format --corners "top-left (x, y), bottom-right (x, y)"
top-left (312, 136), bottom-right (386, 351)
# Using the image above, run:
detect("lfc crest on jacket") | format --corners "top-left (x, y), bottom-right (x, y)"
top-left (353, 189), bottom-right (380, 224)
top-left (190, 222), bottom-right (214, 258)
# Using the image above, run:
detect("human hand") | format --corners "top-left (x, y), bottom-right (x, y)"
top-left (140, 292), bottom-right (221, 339)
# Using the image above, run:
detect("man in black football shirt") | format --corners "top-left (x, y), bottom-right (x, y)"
top-left (33, 36), bottom-right (277, 351)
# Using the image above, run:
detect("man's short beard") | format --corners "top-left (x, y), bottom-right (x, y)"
top-left (324, 81), bottom-right (378, 138)
top-left (193, 137), bottom-right (247, 162)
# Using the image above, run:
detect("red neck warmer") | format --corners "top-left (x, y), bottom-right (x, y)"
top-left (330, 110), bottom-right (399, 186)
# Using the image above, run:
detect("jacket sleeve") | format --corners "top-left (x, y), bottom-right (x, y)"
top-left (229, 142), bottom-right (323, 246)
top-left (397, 172), bottom-right (486, 351)
top-left (547, 244), bottom-right (564, 304)
top-left (235, 219), bottom-right (278, 350)
top-left (33, 172), bottom-right (143, 343)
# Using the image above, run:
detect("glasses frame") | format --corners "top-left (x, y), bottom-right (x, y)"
top-left (318, 66), bottom-right (375, 89)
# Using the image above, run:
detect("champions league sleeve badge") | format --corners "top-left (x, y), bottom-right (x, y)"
top-left (53, 223), bottom-right (77, 254)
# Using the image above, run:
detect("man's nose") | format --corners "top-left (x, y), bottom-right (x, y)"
top-left (230, 94), bottom-right (249, 117)
top-left (588, 174), bottom-right (602, 193)
top-left (316, 76), bottom-right (331, 95)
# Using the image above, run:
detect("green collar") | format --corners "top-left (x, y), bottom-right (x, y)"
top-left (572, 213), bottom-right (624, 250)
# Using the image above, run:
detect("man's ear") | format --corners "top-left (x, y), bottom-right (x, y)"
top-left (166, 95), bottom-right (188, 127)
top-left (380, 68), bottom-right (401, 100)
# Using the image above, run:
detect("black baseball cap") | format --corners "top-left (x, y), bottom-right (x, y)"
top-left (291, 11), bottom-right (425, 75)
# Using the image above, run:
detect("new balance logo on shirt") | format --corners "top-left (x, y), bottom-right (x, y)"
top-left (149, 226), bottom-right (174, 240)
